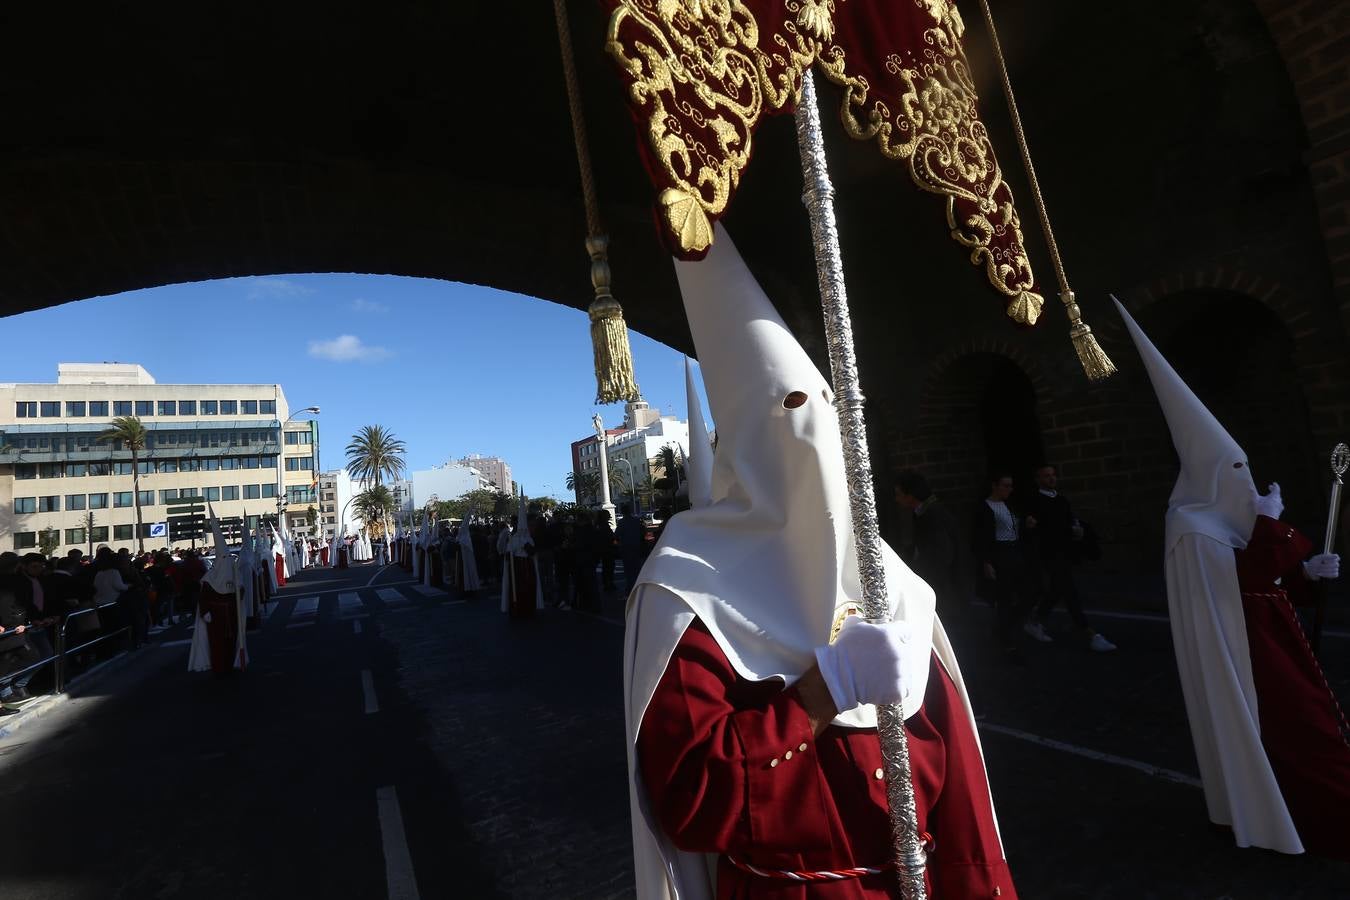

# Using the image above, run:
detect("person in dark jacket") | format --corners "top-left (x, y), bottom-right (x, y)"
top-left (895, 471), bottom-right (974, 613)
top-left (0, 553), bottom-right (56, 709)
top-left (1021, 464), bottom-right (1117, 652)
top-left (973, 473), bottom-right (1037, 661)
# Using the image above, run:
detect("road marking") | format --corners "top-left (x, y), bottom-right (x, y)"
top-left (980, 722), bottom-right (1201, 788)
top-left (264, 600), bottom-right (280, 622)
top-left (353, 619), bottom-right (363, 634)
top-left (292, 596), bottom-right (320, 618)
top-left (286, 621), bottom-right (315, 631)
top-left (377, 587), bottom-right (407, 604)
top-left (160, 639), bottom-right (192, 648)
top-left (338, 592), bottom-right (364, 618)
top-left (411, 584), bottom-right (441, 597)
top-left (365, 566), bottom-right (397, 588)
top-left (376, 786), bottom-right (421, 900)
top-left (361, 669), bottom-right (379, 715)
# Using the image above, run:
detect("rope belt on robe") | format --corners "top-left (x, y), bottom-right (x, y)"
top-left (728, 832), bottom-right (934, 883)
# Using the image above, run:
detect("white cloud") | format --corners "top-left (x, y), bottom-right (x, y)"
top-left (307, 334), bottom-right (392, 363)
top-left (349, 297), bottom-right (389, 314)
top-left (245, 277), bottom-right (315, 300)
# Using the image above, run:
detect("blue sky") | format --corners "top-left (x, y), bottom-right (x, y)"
top-left (3, 274), bottom-right (709, 498)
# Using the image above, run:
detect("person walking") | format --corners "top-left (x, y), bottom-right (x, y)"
top-left (895, 470), bottom-right (973, 612)
top-left (1021, 464), bottom-right (1116, 651)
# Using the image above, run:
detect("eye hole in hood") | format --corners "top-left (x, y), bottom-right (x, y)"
top-left (782, 390), bottom-right (809, 410)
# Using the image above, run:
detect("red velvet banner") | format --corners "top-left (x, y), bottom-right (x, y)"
top-left (603, 0), bottom-right (1043, 325)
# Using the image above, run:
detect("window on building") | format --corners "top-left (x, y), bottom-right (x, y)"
top-left (13, 498), bottom-right (36, 514)
top-left (113, 524), bottom-right (133, 541)
top-left (138, 491), bottom-right (154, 506)
top-left (14, 464), bottom-right (35, 481)
top-left (262, 483), bottom-right (277, 499)
top-left (66, 463), bottom-right (87, 477)
top-left (65, 527), bottom-right (86, 545)
top-left (220, 400), bottom-right (237, 415)
top-left (201, 458), bottom-right (219, 471)
top-left (260, 400), bottom-right (276, 414)
top-left (88, 493), bottom-right (108, 509)
top-left (113, 492), bottom-right (134, 508)
top-left (133, 400), bottom-right (152, 416)
top-left (217, 457), bottom-right (235, 471)
top-left (204, 487), bottom-right (221, 502)
top-left (178, 488), bottom-right (197, 500)
top-left (90, 526), bottom-right (109, 542)
top-left (65, 401), bottom-right (86, 417)
top-left (160, 490), bottom-right (178, 504)
top-left (112, 462), bottom-right (133, 476)
top-left (243, 484), bottom-right (261, 500)
top-left (157, 400), bottom-right (175, 416)
top-left (66, 494), bottom-right (86, 511)
top-left (13, 532), bottom-right (35, 549)
top-left (241, 400), bottom-right (259, 415)
top-left (89, 400), bottom-right (109, 417)
top-left (201, 400), bottom-right (218, 415)
top-left (221, 485), bottom-right (239, 501)
top-left (178, 400), bottom-right (196, 415)
top-left (157, 460), bottom-right (178, 474)
top-left (242, 456), bottom-right (259, 470)
top-left (15, 401), bottom-right (36, 418)
top-left (87, 462), bottom-right (109, 477)
top-left (261, 456), bottom-right (276, 469)
top-left (38, 496), bottom-right (60, 512)
top-left (114, 400), bottom-right (133, 416)
top-left (38, 401), bottom-right (60, 417)
top-left (38, 463), bottom-right (62, 479)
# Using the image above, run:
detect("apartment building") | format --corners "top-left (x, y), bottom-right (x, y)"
top-left (0, 363), bottom-right (317, 553)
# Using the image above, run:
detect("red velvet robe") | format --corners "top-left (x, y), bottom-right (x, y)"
top-left (506, 556), bottom-right (537, 620)
top-left (198, 585), bottom-right (238, 675)
top-left (639, 621), bottom-right (1016, 899)
top-left (1235, 515), bottom-right (1350, 860)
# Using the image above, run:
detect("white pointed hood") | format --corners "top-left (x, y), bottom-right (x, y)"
top-left (1113, 298), bottom-right (1258, 550)
top-left (634, 224), bottom-right (936, 727)
top-left (509, 495), bottom-right (533, 555)
top-left (458, 511), bottom-right (476, 548)
top-left (202, 502), bottom-right (236, 594)
top-left (239, 513), bottom-right (256, 574)
top-left (683, 357), bottom-right (713, 509)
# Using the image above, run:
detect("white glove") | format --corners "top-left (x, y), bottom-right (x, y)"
top-left (1303, 553), bottom-right (1341, 581)
top-left (1254, 483), bottom-right (1283, 520)
top-left (814, 616), bottom-right (911, 714)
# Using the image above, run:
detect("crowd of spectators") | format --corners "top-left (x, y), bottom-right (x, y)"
top-left (0, 544), bottom-right (209, 712)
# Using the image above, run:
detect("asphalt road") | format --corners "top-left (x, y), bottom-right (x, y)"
top-left (0, 560), bottom-right (1347, 899)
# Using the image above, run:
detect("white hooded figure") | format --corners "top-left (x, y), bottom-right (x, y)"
top-left (683, 357), bottom-right (713, 510)
top-left (625, 225), bottom-right (1003, 899)
top-left (329, 527), bottom-right (340, 569)
top-left (501, 497), bottom-right (543, 613)
top-left (1114, 299), bottom-right (1303, 855)
top-left (270, 524), bottom-right (287, 585)
top-left (189, 504), bottom-right (242, 672)
top-left (277, 518), bottom-right (293, 580)
top-left (457, 512), bottom-right (482, 591)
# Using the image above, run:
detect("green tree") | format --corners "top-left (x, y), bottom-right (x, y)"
top-left (437, 488), bottom-right (514, 523)
top-left (98, 415), bottom-right (149, 553)
top-left (346, 425), bottom-right (406, 539)
top-left (565, 469), bottom-right (601, 504)
top-left (37, 525), bottom-right (59, 557)
top-left (354, 485), bottom-right (396, 537)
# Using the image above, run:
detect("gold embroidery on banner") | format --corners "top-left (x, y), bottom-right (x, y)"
top-left (607, 0), bottom-right (1042, 323)
top-left (607, 0), bottom-right (827, 254)
top-left (815, 0), bottom-right (1042, 323)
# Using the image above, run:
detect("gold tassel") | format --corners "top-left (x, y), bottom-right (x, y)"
top-left (587, 234), bottom-right (641, 403)
top-left (1061, 291), bottom-right (1117, 382)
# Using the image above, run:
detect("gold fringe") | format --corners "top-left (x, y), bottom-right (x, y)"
top-left (587, 234), bottom-right (641, 404)
top-left (1061, 291), bottom-right (1117, 382)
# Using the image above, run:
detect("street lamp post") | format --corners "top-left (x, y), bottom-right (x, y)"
top-left (592, 413), bottom-right (616, 518)
top-left (280, 406), bottom-right (320, 537)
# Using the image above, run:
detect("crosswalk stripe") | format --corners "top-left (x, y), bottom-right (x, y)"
top-left (338, 592), bottom-right (364, 618)
top-left (292, 596), bottom-right (320, 617)
top-left (377, 587), bottom-right (405, 604)
top-left (411, 584), bottom-right (441, 597)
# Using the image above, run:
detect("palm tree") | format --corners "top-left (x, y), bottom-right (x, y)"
top-left (565, 469), bottom-right (601, 505)
top-left (345, 425), bottom-right (407, 487)
top-left (99, 415), bottom-right (148, 553)
top-left (354, 484), bottom-right (395, 537)
top-left (346, 426), bottom-right (405, 541)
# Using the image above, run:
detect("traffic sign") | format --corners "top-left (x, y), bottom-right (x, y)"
top-left (167, 505), bottom-right (204, 515)
top-left (149, 522), bottom-right (168, 539)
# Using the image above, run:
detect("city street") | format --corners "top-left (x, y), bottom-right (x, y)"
top-left (1, 560), bottom-right (1348, 899)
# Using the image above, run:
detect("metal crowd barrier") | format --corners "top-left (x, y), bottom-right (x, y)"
top-left (0, 602), bottom-right (132, 697)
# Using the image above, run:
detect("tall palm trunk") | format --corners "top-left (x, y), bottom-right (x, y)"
top-left (132, 446), bottom-right (145, 553)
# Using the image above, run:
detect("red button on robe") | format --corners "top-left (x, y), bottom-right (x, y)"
top-left (638, 620), bottom-right (1016, 899)
top-left (1235, 515), bottom-right (1350, 860)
